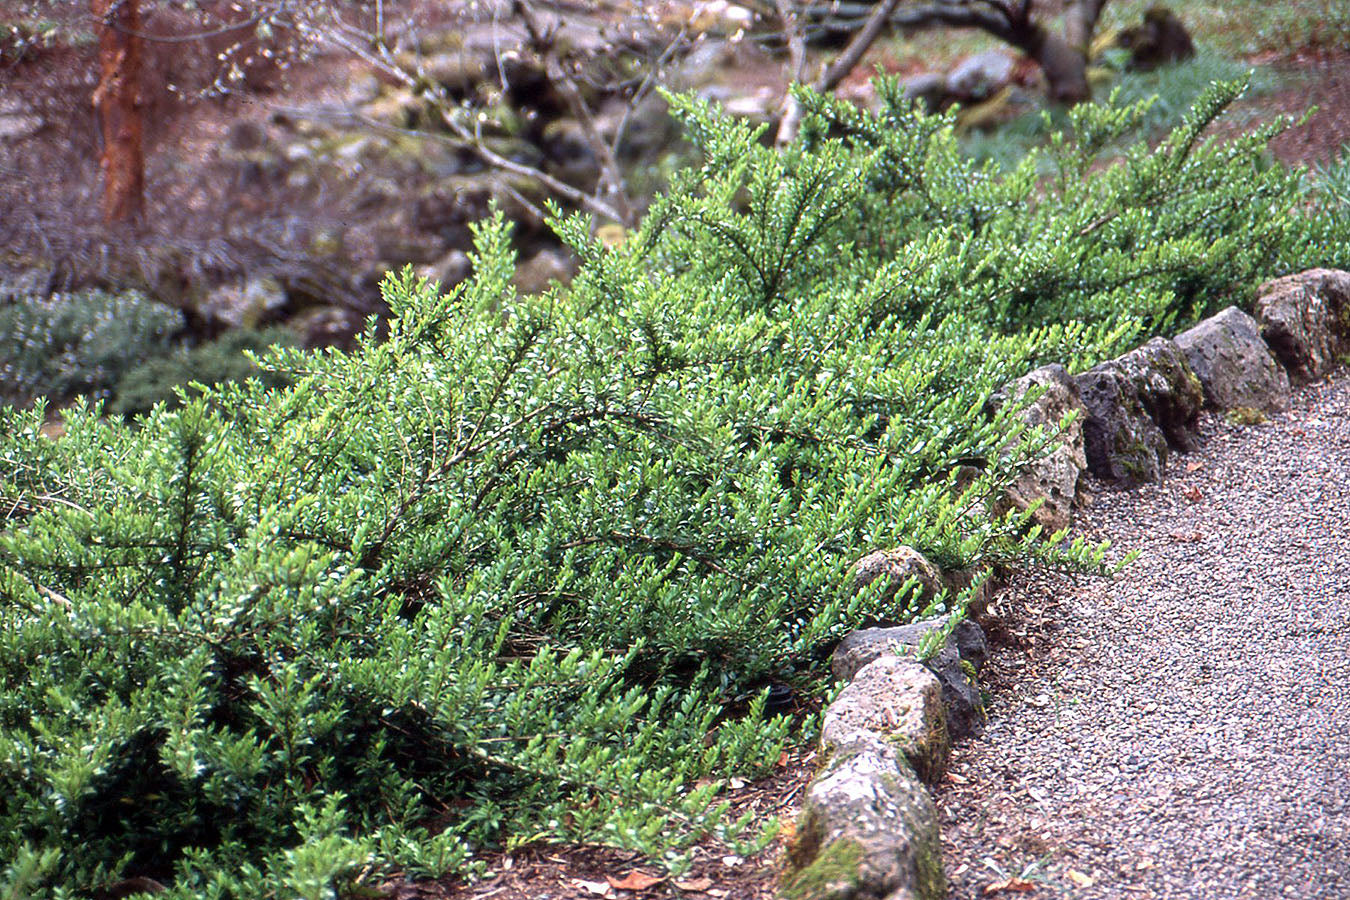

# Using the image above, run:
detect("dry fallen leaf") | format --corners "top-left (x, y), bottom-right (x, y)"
top-left (606, 871), bottom-right (664, 892)
top-left (1185, 460), bottom-right (1204, 472)
top-left (776, 750), bottom-right (790, 767)
top-left (947, 771), bottom-right (970, 785)
top-left (984, 877), bottom-right (1036, 895)
top-left (1067, 869), bottom-right (1094, 888)
top-left (778, 818), bottom-right (797, 844)
top-left (1183, 485), bottom-right (1203, 502)
top-left (574, 879), bottom-right (614, 897)
top-left (674, 876), bottom-right (714, 892)
top-left (1169, 530), bottom-right (1204, 543)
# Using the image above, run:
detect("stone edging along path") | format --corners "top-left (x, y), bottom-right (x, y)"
top-left (779, 269), bottom-right (1350, 900)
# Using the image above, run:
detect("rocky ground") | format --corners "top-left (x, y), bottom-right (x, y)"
top-left (939, 369), bottom-right (1350, 898)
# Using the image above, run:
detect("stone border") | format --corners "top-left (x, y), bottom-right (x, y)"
top-left (781, 269), bottom-right (1350, 900)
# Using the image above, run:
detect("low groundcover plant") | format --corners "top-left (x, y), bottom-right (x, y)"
top-left (0, 78), bottom-right (1337, 897)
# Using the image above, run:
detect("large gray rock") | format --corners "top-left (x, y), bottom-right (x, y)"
top-left (1113, 337), bottom-right (1205, 451)
top-left (1073, 362), bottom-right (1170, 484)
top-left (821, 656), bottom-right (949, 785)
top-left (988, 364), bottom-right (1088, 532)
top-left (832, 618), bottom-right (987, 741)
top-left (1254, 269), bottom-right (1350, 383)
top-left (898, 72), bottom-right (948, 112)
top-left (945, 51), bottom-right (1016, 101)
top-left (785, 738), bottom-right (946, 900)
top-left (511, 249), bottom-right (576, 295)
top-left (849, 547), bottom-right (945, 608)
top-left (1175, 307), bottom-right (1290, 413)
top-left (542, 118), bottom-right (601, 189)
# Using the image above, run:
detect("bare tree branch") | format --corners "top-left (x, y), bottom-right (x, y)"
top-left (815, 0), bottom-right (906, 93)
top-left (513, 0), bottom-right (635, 226)
top-left (1063, 0), bottom-right (1110, 49)
top-left (772, 0), bottom-right (809, 145)
top-left (777, 0), bottom-right (905, 144)
top-left (890, 3), bottom-right (1018, 45)
top-left (774, 0), bottom-right (808, 85)
top-left (305, 14), bottom-right (629, 225)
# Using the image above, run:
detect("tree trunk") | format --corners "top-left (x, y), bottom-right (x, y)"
top-left (91, 0), bottom-right (145, 225)
top-left (1034, 32), bottom-right (1091, 104)
top-left (1019, 24), bottom-right (1092, 105)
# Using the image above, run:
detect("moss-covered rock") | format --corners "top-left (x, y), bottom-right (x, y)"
top-left (1073, 362), bottom-right (1170, 485)
top-left (785, 739), bottom-right (946, 900)
top-left (1114, 336), bottom-right (1205, 452)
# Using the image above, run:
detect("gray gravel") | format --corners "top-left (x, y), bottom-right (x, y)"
top-left (939, 369), bottom-right (1350, 899)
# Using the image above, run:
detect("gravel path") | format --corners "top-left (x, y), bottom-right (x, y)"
top-left (939, 370), bottom-right (1350, 899)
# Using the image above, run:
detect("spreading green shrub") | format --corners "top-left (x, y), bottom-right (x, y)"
top-left (0, 81), bottom-right (1340, 898)
top-left (0, 288), bottom-right (184, 406)
top-left (962, 52), bottom-right (1271, 171)
top-left (110, 327), bottom-right (299, 419)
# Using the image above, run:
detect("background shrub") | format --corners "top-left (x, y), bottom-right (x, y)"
top-left (0, 288), bottom-right (184, 406)
top-left (110, 326), bottom-right (299, 418)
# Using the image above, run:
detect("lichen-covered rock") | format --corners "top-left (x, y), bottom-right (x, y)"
top-left (988, 364), bottom-right (1088, 532)
top-left (1254, 268), bottom-right (1350, 383)
top-left (1073, 362), bottom-right (1169, 484)
top-left (199, 276), bottom-right (288, 330)
top-left (831, 619), bottom-right (987, 741)
top-left (821, 657), bottom-right (949, 784)
top-left (785, 739), bottom-right (946, 900)
top-left (1175, 307), bottom-right (1291, 413)
top-left (849, 547), bottom-right (946, 608)
top-left (1113, 337), bottom-right (1205, 451)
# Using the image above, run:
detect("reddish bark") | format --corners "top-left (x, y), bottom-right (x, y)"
top-left (91, 0), bottom-right (145, 224)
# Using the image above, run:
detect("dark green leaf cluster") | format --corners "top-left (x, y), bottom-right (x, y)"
top-left (0, 80), bottom-right (1340, 897)
top-left (109, 327), bottom-right (299, 419)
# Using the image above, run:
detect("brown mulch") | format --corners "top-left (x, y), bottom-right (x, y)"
top-left (1258, 48), bottom-right (1350, 167)
top-left (378, 749), bottom-right (816, 900)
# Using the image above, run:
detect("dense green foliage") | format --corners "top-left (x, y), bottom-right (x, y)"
top-left (0, 288), bottom-right (184, 406)
top-left (109, 327), bottom-right (299, 419)
top-left (962, 53), bottom-right (1272, 171)
top-left (0, 81), bottom-right (1340, 898)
